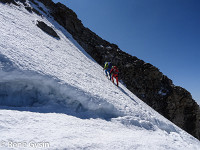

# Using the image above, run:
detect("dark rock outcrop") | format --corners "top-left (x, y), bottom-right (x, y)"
top-left (0, 0), bottom-right (19, 5)
top-left (36, 21), bottom-right (60, 39)
top-left (1, 0), bottom-right (199, 140)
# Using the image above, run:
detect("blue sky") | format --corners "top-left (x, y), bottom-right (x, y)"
top-left (53, 0), bottom-right (200, 104)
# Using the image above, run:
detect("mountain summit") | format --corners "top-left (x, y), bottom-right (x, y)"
top-left (0, 0), bottom-right (199, 149)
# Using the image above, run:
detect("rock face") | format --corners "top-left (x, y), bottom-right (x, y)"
top-left (0, 0), bottom-right (19, 5)
top-left (1, 0), bottom-right (200, 140)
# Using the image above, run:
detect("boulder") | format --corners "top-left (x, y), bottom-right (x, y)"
top-left (36, 21), bottom-right (60, 39)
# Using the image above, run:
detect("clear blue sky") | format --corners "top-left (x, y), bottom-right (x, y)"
top-left (53, 0), bottom-right (200, 104)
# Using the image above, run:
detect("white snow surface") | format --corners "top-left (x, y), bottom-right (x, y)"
top-left (0, 1), bottom-right (199, 149)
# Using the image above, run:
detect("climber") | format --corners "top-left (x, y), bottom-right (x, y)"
top-left (110, 66), bottom-right (119, 87)
top-left (104, 62), bottom-right (112, 80)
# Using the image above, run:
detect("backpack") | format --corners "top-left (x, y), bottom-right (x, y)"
top-left (104, 62), bottom-right (108, 69)
top-left (111, 66), bottom-right (119, 75)
top-left (108, 62), bottom-right (112, 69)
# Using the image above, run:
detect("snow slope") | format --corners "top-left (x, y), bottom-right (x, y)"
top-left (0, 1), bottom-right (199, 149)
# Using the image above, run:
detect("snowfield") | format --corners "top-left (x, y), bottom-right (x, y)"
top-left (0, 1), bottom-right (200, 149)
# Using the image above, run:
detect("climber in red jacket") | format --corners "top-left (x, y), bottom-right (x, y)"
top-left (110, 66), bottom-right (119, 87)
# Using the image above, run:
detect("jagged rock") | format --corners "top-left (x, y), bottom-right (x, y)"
top-left (0, 0), bottom-right (19, 5)
top-left (36, 21), bottom-right (60, 39)
top-left (25, 6), bottom-right (32, 13)
top-left (0, 0), bottom-right (41, 16)
top-left (24, 2), bottom-right (42, 16)
top-left (0, 0), bottom-right (12, 3)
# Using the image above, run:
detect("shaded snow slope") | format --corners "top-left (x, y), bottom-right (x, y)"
top-left (0, 1), bottom-right (200, 149)
top-left (0, 70), bottom-right (121, 120)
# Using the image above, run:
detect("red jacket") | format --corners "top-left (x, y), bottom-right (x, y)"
top-left (110, 66), bottom-right (119, 77)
